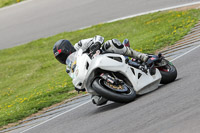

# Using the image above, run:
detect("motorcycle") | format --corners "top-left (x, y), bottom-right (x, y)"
top-left (66, 45), bottom-right (177, 104)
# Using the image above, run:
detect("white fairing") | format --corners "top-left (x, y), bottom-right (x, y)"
top-left (73, 50), bottom-right (91, 89)
top-left (67, 49), bottom-right (161, 95)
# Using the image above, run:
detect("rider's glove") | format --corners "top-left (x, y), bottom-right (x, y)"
top-left (89, 35), bottom-right (104, 54)
top-left (89, 42), bottom-right (101, 54)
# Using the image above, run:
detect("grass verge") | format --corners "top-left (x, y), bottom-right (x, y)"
top-left (0, 9), bottom-right (200, 128)
top-left (0, 0), bottom-right (24, 8)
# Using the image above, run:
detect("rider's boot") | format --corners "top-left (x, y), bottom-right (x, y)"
top-left (91, 95), bottom-right (108, 106)
top-left (122, 39), bottom-right (146, 61)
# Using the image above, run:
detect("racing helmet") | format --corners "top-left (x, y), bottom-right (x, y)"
top-left (53, 39), bottom-right (76, 64)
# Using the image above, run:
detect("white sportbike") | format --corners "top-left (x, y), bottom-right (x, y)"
top-left (66, 48), bottom-right (177, 104)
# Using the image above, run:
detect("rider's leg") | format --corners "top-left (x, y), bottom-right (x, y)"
top-left (103, 39), bottom-right (148, 62)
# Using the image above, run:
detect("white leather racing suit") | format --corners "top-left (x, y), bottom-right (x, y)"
top-left (74, 35), bottom-right (148, 62)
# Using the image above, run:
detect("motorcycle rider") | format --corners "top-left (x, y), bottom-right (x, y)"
top-left (53, 35), bottom-right (148, 105)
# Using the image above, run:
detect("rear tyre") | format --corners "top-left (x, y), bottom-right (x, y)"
top-left (158, 60), bottom-right (177, 84)
top-left (92, 78), bottom-right (136, 103)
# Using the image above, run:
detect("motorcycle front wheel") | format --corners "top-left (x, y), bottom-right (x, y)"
top-left (92, 78), bottom-right (136, 103)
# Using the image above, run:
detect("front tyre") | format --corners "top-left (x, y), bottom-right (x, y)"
top-left (158, 59), bottom-right (177, 84)
top-left (92, 78), bottom-right (136, 103)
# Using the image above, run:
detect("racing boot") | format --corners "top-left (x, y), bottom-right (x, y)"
top-left (91, 95), bottom-right (108, 106)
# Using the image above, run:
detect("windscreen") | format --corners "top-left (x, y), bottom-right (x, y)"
top-left (66, 51), bottom-right (78, 78)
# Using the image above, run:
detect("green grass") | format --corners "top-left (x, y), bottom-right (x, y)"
top-left (0, 9), bottom-right (200, 128)
top-left (0, 0), bottom-right (23, 8)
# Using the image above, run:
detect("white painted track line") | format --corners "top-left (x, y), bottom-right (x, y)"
top-left (20, 100), bottom-right (91, 133)
top-left (0, 0), bottom-right (32, 11)
top-left (107, 1), bottom-right (200, 23)
top-left (79, 1), bottom-right (200, 30)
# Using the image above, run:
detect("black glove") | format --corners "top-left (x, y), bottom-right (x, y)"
top-left (90, 35), bottom-right (104, 53)
top-left (89, 42), bottom-right (101, 54)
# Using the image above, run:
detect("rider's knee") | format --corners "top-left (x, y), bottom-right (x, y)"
top-left (103, 39), bottom-right (126, 54)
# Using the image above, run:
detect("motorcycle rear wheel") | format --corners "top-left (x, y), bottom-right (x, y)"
top-left (92, 78), bottom-right (136, 103)
top-left (158, 59), bottom-right (177, 84)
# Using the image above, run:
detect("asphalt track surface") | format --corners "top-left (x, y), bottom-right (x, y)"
top-left (1, 0), bottom-right (200, 49)
top-left (21, 45), bottom-right (200, 133)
